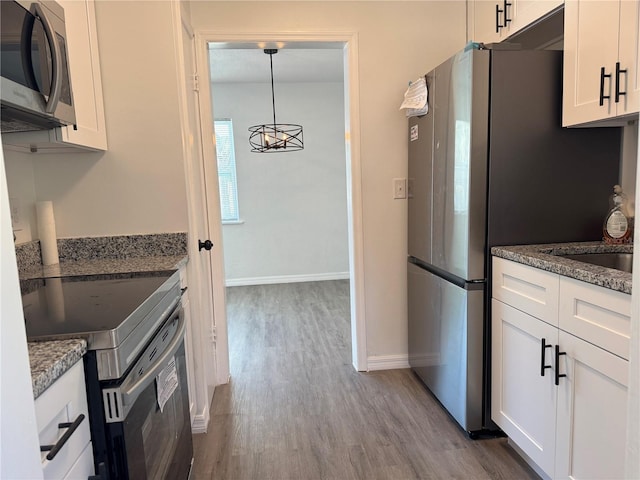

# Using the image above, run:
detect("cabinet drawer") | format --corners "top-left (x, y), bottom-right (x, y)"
top-left (35, 361), bottom-right (92, 479)
top-left (492, 258), bottom-right (559, 325)
top-left (559, 277), bottom-right (631, 359)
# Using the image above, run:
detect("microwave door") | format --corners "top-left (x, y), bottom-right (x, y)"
top-left (30, 2), bottom-right (63, 113)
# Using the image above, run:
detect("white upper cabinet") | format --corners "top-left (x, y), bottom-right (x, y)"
top-left (3, 0), bottom-right (107, 153)
top-left (468, 0), bottom-right (562, 45)
top-left (563, 0), bottom-right (640, 126)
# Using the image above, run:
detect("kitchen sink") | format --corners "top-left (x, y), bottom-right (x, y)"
top-left (560, 252), bottom-right (633, 273)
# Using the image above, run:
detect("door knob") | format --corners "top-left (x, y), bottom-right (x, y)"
top-left (198, 239), bottom-right (213, 251)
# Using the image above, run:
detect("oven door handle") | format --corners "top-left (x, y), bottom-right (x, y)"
top-left (123, 313), bottom-right (186, 401)
top-left (102, 310), bottom-right (185, 423)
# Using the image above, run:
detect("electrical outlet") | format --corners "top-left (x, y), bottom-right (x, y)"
top-left (9, 197), bottom-right (20, 225)
top-left (393, 178), bottom-right (407, 199)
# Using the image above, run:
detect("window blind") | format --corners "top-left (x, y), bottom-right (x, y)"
top-left (214, 119), bottom-right (240, 222)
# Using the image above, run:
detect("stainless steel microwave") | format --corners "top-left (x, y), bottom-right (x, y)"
top-left (0, 0), bottom-right (75, 133)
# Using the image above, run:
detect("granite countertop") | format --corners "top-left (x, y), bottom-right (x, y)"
top-left (29, 339), bottom-right (87, 399)
top-left (491, 241), bottom-right (632, 294)
top-left (20, 255), bottom-right (187, 280)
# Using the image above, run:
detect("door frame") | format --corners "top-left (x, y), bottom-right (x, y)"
top-left (193, 30), bottom-right (368, 374)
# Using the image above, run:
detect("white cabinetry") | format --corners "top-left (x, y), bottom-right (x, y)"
top-left (467, 0), bottom-right (562, 45)
top-left (492, 257), bottom-right (629, 479)
top-left (492, 299), bottom-right (558, 476)
top-left (35, 361), bottom-right (94, 479)
top-left (3, 0), bottom-right (107, 153)
top-left (555, 331), bottom-right (628, 480)
top-left (563, 0), bottom-right (640, 126)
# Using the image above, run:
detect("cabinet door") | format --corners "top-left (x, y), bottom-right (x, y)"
top-left (563, 0), bottom-right (621, 126)
top-left (470, 0), bottom-right (507, 44)
top-left (58, 0), bottom-right (107, 150)
top-left (617, 0), bottom-right (640, 117)
top-left (508, 0), bottom-right (562, 33)
top-left (491, 299), bottom-right (558, 478)
top-left (555, 331), bottom-right (628, 480)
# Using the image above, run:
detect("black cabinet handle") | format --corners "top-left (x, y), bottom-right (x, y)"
top-left (503, 0), bottom-right (512, 25)
top-left (555, 345), bottom-right (567, 386)
top-left (599, 66), bottom-right (612, 106)
top-left (40, 414), bottom-right (85, 461)
top-left (198, 239), bottom-right (213, 251)
top-left (615, 62), bottom-right (627, 103)
top-left (540, 338), bottom-right (552, 376)
top-left (495, 4), bottom-right (504, 33)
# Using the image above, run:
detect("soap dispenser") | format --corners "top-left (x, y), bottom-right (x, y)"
top-left (603, 185), bottom-right (632, 244)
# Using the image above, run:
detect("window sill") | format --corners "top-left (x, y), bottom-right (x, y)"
top-left (222, 219), bottom-right (245, 225)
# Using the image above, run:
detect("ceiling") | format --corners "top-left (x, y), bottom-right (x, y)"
top-left (207, 47), bottom-right (345, 84)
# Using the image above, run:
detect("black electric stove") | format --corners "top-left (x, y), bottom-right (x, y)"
top-left (23, 270), bottom-right (182, 380)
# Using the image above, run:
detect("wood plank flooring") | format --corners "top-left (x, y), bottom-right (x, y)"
top-left (191, 280), bottom-right (539, 480)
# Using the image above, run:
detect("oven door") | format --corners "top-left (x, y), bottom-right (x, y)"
top-left (102, 306), bottom-right (193, 480)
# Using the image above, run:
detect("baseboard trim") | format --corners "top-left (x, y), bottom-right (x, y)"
top-left (367, 354), bottom-right (410, 371)
top-left (191, 412), bottom-right (210, 434)
top-left (225, 272), bottom-right (350, 287)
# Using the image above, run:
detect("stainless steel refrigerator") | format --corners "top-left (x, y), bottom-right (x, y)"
top-left (407, 45), bottom-right (622, 435)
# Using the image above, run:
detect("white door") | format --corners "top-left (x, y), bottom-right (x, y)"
top-left (491, 299), bottom-right (558, 478)
top-left (555, 331), bottom-right (628, 480)
top-left (173, 2), bottom-right (222, 431)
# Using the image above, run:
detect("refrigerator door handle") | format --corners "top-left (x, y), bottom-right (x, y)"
top-left (408, 256), bottom-right (485, 290)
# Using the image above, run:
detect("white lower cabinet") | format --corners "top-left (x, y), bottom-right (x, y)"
top-left (492, 257), bottom-right (629, 479)
top-left (492, 299), bottom-right (558, 477)
top-left (555, 331), bottom-right (628, 480)
top-left (35, 361), bottom-right (94, 479)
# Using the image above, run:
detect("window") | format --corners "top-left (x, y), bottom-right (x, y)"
top-left (214, 119), bottom-right (240, 222)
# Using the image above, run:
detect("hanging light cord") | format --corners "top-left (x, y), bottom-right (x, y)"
top-left (269, 51), bottom-right (277, 128)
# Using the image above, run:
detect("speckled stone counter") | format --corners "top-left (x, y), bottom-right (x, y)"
top-left (28, 339), bottom-right (87, 399)
top-left (491, 241), bottom-right (632, 294)
top-left (19, 255), bottom-right (187, 282)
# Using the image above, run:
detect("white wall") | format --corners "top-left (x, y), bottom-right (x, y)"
top-left (213, 81), bottom-right (349, 284)
top-left (4, 153), bottom-right (36, 244)
top-left (0, 145), bottom-right (43, 479)
top-left (189, 1), bottom-right (467, 359)
top-left (3, 1), bottom-right (189, 240)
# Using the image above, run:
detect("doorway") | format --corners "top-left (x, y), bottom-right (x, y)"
top-left (208, 46), bottom-right (348, 286)
top-left (193, 34), bottom-right (367, 382)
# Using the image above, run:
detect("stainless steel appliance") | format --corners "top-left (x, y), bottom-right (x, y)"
top-left (1, 0), bottom-right (75, 132)
top-left (23, 271), bottom-right (193, 479)
top-left (407, 44), bottom-right (622, 435)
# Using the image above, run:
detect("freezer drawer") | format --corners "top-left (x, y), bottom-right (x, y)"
top-left (408, 262), bottom-right (484, 432)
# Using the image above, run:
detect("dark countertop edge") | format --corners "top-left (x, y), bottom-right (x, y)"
top-left (491, 241), bottom-right (632, 295)
top-left (19, 254), bottom-right (188, 281)
top-left (29, 339), bottom-right (87, 399)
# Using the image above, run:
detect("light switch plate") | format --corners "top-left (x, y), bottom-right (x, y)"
top-left (393, 178), bottom-right (407, 199)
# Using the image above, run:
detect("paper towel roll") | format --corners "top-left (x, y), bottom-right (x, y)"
top-left (36, 201), bottom-right (59, 265)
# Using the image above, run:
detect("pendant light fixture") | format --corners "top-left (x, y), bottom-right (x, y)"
top-left (248, 49), bottom-right (304, 153)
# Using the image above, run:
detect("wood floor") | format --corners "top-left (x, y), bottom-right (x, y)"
top-left (191, 280), bottom-right (539, 480)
